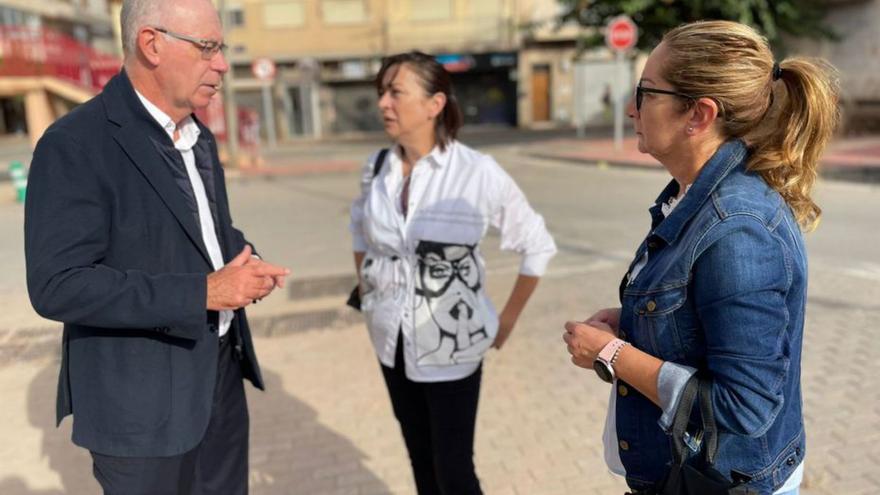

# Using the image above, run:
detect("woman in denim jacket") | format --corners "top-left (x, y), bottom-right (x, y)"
top-left (562, 21), bottom-right (839, 494)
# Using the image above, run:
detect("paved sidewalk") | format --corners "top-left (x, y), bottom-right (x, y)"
top-left (0, 144), bottom-right (877, 494)
top-left (520, 135), bottom-right (880, 182)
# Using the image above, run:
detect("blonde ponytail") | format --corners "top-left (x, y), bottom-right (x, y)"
top-left (747, 58), bottom-right (840, 231)
top-left (662, 21), bottom-right (840, 231)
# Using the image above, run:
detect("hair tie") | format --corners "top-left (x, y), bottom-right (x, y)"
top-left (772, 62), bottom-right (783, 81)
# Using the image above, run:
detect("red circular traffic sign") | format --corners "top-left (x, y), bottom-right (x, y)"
top-left (606, 16), bottom-right (638, 51)
top-left (251, 57), bottom-right (277, 81)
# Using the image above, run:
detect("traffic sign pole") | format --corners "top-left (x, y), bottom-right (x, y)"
top-left (252, 58), bottom-right (278, 149)
top-left (261, 83), bottom-right (277, 149)
top-left (614, 50), bottom-right (625, 151)
top-left (605, 16), bottom-right (638, 151)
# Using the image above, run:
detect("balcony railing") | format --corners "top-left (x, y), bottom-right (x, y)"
top-left (0, 26), bottom-right (121, 92)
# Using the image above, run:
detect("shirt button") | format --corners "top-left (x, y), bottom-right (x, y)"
top-left (618, 384), bottom-right (629, 397)
top-left (619, 440), bottom-right (630, 451)
top-left (648, 241), bottom-right (657, 249)
top-left (646, 301), bottom-right (657, 312)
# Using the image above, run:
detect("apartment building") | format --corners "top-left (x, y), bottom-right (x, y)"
top-left (223, 0), bottom-right (528, 139)
top-left (0, 0), bottom-right (116, 144)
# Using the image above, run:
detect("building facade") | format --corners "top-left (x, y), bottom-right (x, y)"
top-left (222, 0), bottom-right (529, 140)
top-left (0, 0), bottom-right (116, 144)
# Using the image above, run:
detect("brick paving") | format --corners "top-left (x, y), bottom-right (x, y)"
top-left (0, 147), bottom-right (877, 494)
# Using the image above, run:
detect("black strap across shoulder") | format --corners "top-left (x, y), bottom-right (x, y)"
top-left (372, 148), bottom-right (389, 178)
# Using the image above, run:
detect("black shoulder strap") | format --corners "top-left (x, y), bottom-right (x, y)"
top-left (372, 148), bottom-right (389, 179)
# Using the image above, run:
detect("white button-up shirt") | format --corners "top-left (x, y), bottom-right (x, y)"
top-left (135, 91), bottom-right (233, 337)
top-left (350, 140), bottom-right (556, 382)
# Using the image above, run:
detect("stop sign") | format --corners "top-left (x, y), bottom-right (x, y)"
top-left (606, 15), bottom-right (638, 52)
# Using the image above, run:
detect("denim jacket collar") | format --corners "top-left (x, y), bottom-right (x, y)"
top-left (650, 139), bottom-right (749, 246)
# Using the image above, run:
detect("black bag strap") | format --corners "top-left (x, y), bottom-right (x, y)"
top-left (372, 148), bottom-right (389, 179)
top-left (669, 375), bottom-right (721, 467)
top-left (669, 375), bottom-right (700, 467)
top-left (698, 377), bottom-right (719, 465)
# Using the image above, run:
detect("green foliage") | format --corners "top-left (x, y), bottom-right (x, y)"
top-left (557, 0), bottom-right (839, 54)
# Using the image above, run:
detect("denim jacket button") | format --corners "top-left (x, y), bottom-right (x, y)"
top-left (646, 300), bottom-right (657, 312)
top-left (618, 384), bottom-right (629, 397)
top-left (786, 457), bottom-right (796, 466)
top-left (619, 440), bottom-right (630, 451)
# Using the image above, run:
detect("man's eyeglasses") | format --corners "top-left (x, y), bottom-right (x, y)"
top-left (155, 27), bottom-right (226, 60)
top-left (635, 84), bottom-right (697, 112)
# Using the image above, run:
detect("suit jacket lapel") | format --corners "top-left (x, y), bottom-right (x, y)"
top-left (104, 71), bottom-right (214, 269)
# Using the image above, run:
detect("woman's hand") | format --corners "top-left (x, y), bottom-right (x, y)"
top-left (492, 308), bottom-right (517, 350)
top-left (492, 275), bottom-right (540, 351)
top-left (586, 307), bottom-right (622, 333)
top-left (563, 319), bottom-right (617, 369)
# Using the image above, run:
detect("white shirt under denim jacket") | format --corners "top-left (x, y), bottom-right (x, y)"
top-left (349, 141), bottom-right (557, 382)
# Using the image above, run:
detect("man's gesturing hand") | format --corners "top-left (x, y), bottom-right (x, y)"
top-left (206, 245), bottom-right (291, 310)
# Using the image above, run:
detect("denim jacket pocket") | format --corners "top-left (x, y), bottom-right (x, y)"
top-left (628, 285), bottom-right (696, 362)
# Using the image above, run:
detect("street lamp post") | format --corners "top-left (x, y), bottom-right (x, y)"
top-left (218, 0), bottom-right (240, 167)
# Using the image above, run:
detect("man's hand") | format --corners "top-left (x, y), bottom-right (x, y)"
top-left (206, 245), bottom-right (290, 310)
top-left (244, 255), bottom-right (289, 290)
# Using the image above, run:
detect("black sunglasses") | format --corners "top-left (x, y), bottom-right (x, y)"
top-left (635, 84), bottom-right (698, 111)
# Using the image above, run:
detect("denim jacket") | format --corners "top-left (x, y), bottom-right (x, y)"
top-left (616, 140), bottom-right (807, 494)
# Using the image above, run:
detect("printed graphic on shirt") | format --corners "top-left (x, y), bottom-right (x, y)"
top-left (414, 241), bottom-right (491, 366)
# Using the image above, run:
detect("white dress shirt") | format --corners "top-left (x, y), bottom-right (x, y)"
top-left (135, 91), bottom-right (233, 337)
top-left (350, 140), bottom-right (557, 382)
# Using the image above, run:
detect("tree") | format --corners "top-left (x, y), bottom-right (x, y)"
top-left (556, 0), bottom-right (839, 54)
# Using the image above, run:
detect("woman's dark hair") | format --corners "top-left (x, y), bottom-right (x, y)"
top-left (375, 51), bottom-right (464, 151)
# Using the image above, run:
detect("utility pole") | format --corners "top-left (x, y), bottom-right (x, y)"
top-left (218, 0), bottom-right (240, 167)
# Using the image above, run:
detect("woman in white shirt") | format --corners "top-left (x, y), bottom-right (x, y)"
top-left (349, 51), bottom-right (557, 495)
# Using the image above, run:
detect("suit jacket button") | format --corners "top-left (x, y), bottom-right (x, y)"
top-left (209, 324), bottom-right (218, 333)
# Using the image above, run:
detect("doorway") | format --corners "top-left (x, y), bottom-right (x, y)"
top-left (531, 64), bottom-right (551, 122)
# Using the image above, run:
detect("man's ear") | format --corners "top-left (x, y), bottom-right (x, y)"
top-left (137, 27), bottom-right (162, 67)
top-left (688, 97), bottom-right (719, 134)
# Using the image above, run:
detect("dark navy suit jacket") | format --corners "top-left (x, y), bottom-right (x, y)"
top-left (24, 70), bottom-right (264, 457)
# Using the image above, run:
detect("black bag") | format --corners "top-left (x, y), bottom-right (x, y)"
top-left (655, 376), bottom-right (758, 495)
top-left (347, 148), bottom-right (389, 312)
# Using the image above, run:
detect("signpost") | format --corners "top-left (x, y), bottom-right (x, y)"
top-left (252, 57), bottom-right (278, 149)
top-left (605, 16), bottom-right (638, 151)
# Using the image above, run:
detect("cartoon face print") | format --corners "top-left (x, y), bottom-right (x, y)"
top-left (414, 241), bottom-right (490, 366)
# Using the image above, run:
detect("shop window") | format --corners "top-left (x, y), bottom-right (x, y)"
top-left (322, 0), bottom-right (367, 24)
top-left (409, 0), bottom-right (452, 21)
top-left (263, 0), bottom-right (305, 28)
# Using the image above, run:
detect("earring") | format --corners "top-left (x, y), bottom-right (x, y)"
top-left (687, 126), bottom-right (694, 133)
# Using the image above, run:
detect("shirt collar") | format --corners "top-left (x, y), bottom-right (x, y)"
top-left (392, 140), bottom-right (455, 170)
top-left (134, 90), bottom-right (201, 151)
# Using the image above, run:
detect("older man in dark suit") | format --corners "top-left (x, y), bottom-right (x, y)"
top-left (24, 0), bottom-right (290, 493)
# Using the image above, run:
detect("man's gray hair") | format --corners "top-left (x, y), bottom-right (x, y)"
top-left (120, 0), bottom-right (166, 57)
